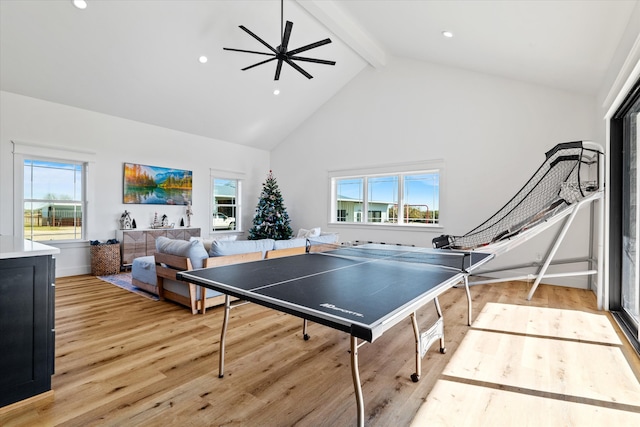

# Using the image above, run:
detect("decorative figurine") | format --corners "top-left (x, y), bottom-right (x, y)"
top-left (120, 210), bottom-right (133, 229)
top-left (150, 212), bottom-right (173, 228)
top-left (186, 201), bottom-right (193, 227)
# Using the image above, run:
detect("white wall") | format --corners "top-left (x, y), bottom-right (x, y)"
top-left (271, 56), bottom-right (598, 288)
top-left (0, 53), bottom-right (609, 286)
top-left (597, 2), bottom-right (640, 130)
top-left (0, 91), bottom-right (270, 277)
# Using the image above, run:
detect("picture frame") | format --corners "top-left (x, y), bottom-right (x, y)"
top-left (123, 162), bottom-right (192, 205)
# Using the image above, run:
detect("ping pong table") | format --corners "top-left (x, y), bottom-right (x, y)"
top-left (177, 243), bottom-right (493, 426)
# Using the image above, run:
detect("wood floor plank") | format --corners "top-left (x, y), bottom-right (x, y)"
top-left (411, 380), bottom-right (640, 427)
top-left (473, 302), bottom-right (623, 344)
top-left (1, 276), bottom-right (638, 426)
top-left (443, 329), bottom-right (640, 407)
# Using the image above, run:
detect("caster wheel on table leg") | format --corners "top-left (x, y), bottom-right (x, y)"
top-left (440, 347), bottom-right (447, 354)
top-left (410, 373), bottom-right (420, 383)
top-left (303, 334), bottom-right (310, 341)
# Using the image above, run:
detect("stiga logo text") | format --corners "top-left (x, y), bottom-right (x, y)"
top-left (320, 303), bottom-right (364, 318)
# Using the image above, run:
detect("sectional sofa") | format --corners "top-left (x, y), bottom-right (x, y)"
top-left (131, 233), bottom-right (339, 314)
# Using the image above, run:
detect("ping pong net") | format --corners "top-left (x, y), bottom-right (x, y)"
top-left (305, 240), bottom-right (479, 273)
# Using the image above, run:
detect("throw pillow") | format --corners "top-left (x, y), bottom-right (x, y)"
top-left (296, 227), bottom-right (321, 238)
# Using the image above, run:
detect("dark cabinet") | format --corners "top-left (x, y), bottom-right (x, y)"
top-left (0, 254), bottom-right (55, 408)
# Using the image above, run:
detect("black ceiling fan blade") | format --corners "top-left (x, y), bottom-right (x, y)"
top-left (287, 38), bottom-right (332, 56)
top-left (280, 21), bottom-right (293, 52)
top-left (242, 56), bottom-right (277, 71)
top-left (223, 47), bottom-right (275, 57)
top-left (274, 59), bottom-right (284, 81)
top-left (239, 25), bottom-right (279, 54)
top-left (289, 56), bottom-right (336, 66)
top-left (284, 58), bottom-right (313, 79)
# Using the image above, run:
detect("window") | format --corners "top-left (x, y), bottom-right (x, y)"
top-left (335, 178), bottom-right (363, 223)
top-left (368, 176), bottom-right (397, 223)
top-left (330, 163), bottom-right (441, 227)
top-left (23, 159), bottom-right (85, 242)
top-left (212, 177), bottom-right (240, 231)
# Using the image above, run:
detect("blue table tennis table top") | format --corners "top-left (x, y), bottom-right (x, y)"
top-left (178, 244), bottom-right (493, 342)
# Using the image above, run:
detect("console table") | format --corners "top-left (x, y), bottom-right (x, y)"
top-left (0, 237), bottom-right (59, 408)
top-left (116, 227), bottom-right (201, 267)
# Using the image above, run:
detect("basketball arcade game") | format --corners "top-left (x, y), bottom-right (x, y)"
top-left (433, 141), bottom-right (605, 307)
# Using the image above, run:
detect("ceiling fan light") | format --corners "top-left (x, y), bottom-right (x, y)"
top-left (273, 89), bottom-right (280, 95)
top-left (72, 0), bottom-right (87, 9)
top-left (442, 30), bottom-right (454, 38)
top-left (198, 56), bottom-right (208, 64)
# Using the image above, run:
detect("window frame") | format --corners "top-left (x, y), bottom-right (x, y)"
top-left (210, 169), bottom-right (244, 234)
top-left (23, 159), bottom-right (86, 241)
top-left (328, 160), bottom-right (444, 229)
top-left (13, 140), bottom-right (94, 242)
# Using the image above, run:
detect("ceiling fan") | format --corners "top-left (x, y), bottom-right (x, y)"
top-left (223, 0), bottom-right (336, 80)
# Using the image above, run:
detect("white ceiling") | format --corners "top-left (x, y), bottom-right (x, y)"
top-left (1, 0), bottom-right (637, 151)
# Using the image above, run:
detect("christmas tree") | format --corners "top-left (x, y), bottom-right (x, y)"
top-left (248, 171), bottom-right (293, 240)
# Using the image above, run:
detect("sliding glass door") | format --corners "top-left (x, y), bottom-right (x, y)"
top-left (611, 79), bottom-right (640, 353)
top-left (622, 100), bottom-right (640, 328)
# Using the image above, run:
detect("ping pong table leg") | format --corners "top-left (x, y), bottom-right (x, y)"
top-left (219, 294), bottom-right (231, 378)
top-left (410, 298), bottom-right (447, 383)
top-left (350, 336), bottom-right (365, 427)
top-left (434, 297), bottom-right (446, 353)
top-left (463, 275), bottom-right (472, 326)
top-left (410, 313), bottom-right (422, 383)
top-left (302, 319), bottom-right (310, 340)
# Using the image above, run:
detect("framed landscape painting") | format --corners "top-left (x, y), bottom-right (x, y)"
top-left (123, 163), bottom-right (192, 205)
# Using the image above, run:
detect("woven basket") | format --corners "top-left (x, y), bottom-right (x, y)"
top-left (90, 244), bottom-right (121, 276)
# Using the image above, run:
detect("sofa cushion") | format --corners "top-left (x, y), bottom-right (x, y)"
top-left (156, 236), bottom-right (208, 269)
top-left (163, 278), bottom-right (222, 299)
top-left (131, 255), bottom-right (157, 286)
top-left (209, 238), bottom-right (275, 257)
top-left (190, 234), bottom-right (238, 253)
top-left (273, 237), bottom-right (307, 250)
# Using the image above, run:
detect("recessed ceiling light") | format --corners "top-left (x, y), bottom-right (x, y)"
top-left (273, 89), bottom-right (280, 96)
top-left (442, 30), bottom-right (454, 38)
top-left (72, 0), bottom-right (87, 9)
top-left (198, 56), bottom-right (208, 64)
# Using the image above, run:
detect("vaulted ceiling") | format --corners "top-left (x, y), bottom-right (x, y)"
top-left (1, 0), bottom-right (637, 150)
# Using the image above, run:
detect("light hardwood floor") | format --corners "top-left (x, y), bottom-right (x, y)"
top-left (1, 275), bottom-right (639, 426)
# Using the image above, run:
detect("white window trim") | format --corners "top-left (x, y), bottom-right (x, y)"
top-left (210, 168), bottom-right (244, 234)
top-left (12, 140), bottom-right (95, 241)
top-left (328, 159), bottom-right (445, 229)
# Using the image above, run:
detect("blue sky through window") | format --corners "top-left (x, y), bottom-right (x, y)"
top-left (24, 160), bottom-right (82, 201)
top-left (337, 173), bottom-right (439, 210)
